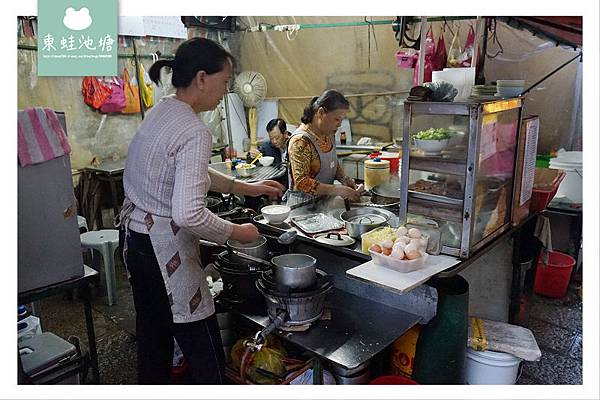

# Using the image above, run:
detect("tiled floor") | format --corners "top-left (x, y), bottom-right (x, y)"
top-left (29, 257), bottom-right (583, 385)
top-left (517, 285), bottom-right (583, 385)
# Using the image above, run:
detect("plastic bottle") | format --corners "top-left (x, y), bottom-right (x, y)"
top-left (225, 158), bottom-right (232, 170)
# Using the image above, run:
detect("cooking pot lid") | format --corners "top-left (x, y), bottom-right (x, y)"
top-left (371, 179), bottom-right (401, 198)
top-left (314, 232), bottom-right (356, 247)
top-left (346, 214), bottom-right (388, 225)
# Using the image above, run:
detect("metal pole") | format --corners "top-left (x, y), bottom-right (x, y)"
top-left (131, 37), bottom-right (145, 120)
top-left (223, 93), bottom-right (235, 158)
top-left (417, 16), bottom-right (428, 85)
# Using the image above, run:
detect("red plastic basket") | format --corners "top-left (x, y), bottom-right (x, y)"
top-left (530, 169), bottom-right (565, 213)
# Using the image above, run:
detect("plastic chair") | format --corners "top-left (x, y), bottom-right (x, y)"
top-left (80, 229), bottom-right (119, 306)
top-left (77, 216), bottom-right (88, 233)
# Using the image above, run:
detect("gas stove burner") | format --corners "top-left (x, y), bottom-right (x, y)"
top-left (256, 269), bottom-right (333, 326)
top-left (257, 269), bottom-right (333, 298)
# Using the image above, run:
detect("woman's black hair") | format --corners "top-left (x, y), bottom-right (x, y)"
top-left (300, 89), bottom-right (350, 124)
top-left (148, 37), bottom-right (235, 87)
top-left (266, 118), bottom-right (287, 135)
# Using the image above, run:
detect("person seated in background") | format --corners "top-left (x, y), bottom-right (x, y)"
top-left (249, 118), bottom-right (291, 166)
top-left (244, 119), bottom-right (291, 211)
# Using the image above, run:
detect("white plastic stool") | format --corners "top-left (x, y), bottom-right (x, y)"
top-left (77, 216), bottom-right (88, 233)
top-left (80, 229), bottom-right (119, 306)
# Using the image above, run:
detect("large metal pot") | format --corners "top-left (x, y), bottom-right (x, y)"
top-left (370, 179), bottom-right (401, 206)
top-left (226, 235), bottom-right (268, 260)
top-left (340, 207), bottom-right (390, 238)
top-left (271, 254), bottom-right (317, 289)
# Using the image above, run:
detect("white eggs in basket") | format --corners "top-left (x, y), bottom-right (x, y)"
top-left (408, 228), bottom-right (422, 238)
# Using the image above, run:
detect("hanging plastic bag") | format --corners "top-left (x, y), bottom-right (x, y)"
top-left (121, 67), bottom-right (141, 114)
top-left (100, 76), bottom-right (126, 113)
top-left (459, 25), bottom-right (476, 67)
top-left (432, 28), bottom-right (448, 71)
top-left (138, 62), bottom-right (154, 108)
top-left (81, 76), bottom-right (113, 110)
top-left (446, 27), bottom-right (462, 68)
top-left (412, 26), bottom-right (435, 86)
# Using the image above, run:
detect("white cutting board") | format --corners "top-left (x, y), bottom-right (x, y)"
top-left (346, 254), bottom-right (461, 294)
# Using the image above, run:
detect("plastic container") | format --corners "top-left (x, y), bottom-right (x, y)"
top-left (369, 151), bottom-right (401, 175)
top-left (364, 158), bottom-right (390, 190)
top-left (464, 348), bottom-right (521, 384)
top-left (550, 151), bottom-right (582, 203)
top-left (370, 375), bottom-right (419, 385)
top-left (535, 154), bottom-right (555, 168)
top-left (533, 250), bottom-right (576, 298)
top-left (369, 250), bottom-right (428, 273)
top-left (530, 168), bottom-right (566, 213)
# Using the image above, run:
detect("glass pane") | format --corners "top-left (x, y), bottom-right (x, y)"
top-left (409, 114), bottom-right (470, 161)
top-left (472, 108), bottom-right (520, 243)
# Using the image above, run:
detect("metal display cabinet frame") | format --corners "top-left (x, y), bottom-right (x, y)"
top-left (399, 99), bottom-right (524, 259)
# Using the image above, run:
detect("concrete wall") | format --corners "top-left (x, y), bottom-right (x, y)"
top-left (460, 237), bottom-right (514, 322)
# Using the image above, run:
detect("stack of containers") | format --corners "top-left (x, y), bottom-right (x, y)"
top-left (496, 80), bottom-right (525, 98)
top-left (549, 150), bottom-right (583, 203)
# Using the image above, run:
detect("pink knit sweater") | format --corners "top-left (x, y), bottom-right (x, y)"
top-left (123, 95), bottom-right (234, 244)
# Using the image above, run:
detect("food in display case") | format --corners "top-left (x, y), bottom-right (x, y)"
top-left (409, 179), bottom-right (463, 199)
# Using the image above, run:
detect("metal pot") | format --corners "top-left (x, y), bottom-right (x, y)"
top-left (331, 360), bottom-right (371, 377)
top-left (226, 235), bottom-right (268, 260)
top-left (270, 254), bottom-right (317, 289)
top-left (334, 369), bottom-right (371, 385)
top-left (370, 179), bottom-right (401, 206)
top-left (340, 207), bottom-right (390, 238)
top-left (206, 196), bottom-right (224, 212)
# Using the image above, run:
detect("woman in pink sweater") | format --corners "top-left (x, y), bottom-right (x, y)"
top-left (119, 38), bottom-right (283, 384)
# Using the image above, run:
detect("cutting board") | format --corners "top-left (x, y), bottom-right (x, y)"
top-left (346, 254), bottom-right (461, 294)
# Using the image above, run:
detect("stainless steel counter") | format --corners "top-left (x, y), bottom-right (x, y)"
top-left (219, 287), bottom-right (421, 370)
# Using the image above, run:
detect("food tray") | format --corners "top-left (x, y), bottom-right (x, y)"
top-left (369, 250), bottom-right (429, 273)
top-left (290, 213), bottom-right (344, 235)
top-left (408, 190), bottom-right (463, 206)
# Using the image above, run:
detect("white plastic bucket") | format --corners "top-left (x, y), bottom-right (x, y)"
top-left (550, 151), bottom-right (582, 203)
top-left (464, 348), bottom-right (521, 384)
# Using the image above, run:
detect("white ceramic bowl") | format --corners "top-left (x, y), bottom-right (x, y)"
top-left (258, 156), bottom-right (275, 166)
top-left (261, 205), bottom-right (291, 224)
top-left (369, 250), bottom-right (428, 273)
top-left (415, 138), bottom-right (450, 155)
top-left (235, 163), bottom-right (256, 177)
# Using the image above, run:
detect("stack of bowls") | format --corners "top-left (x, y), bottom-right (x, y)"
top-left (496, 80), bottom-right (525, 98)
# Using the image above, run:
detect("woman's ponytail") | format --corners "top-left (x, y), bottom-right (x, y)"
top-left (148, 59), bottom-right (173, 85)
top-left (300, 96), bottom-right (320, 124)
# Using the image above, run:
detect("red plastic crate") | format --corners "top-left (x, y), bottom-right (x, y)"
top-left (530, 168), bottom-right (566, 213)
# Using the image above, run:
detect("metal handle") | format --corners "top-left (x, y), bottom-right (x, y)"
top-left (253, 310), bottom-right (288, 344)
top-left (231, 250), bottom-right (273, 267)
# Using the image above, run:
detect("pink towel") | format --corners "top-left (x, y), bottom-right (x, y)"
top-left (18, 107), bottom-right (71, 167)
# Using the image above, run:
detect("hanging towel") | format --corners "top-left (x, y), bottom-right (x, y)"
top-left (17, 107), bottom-right (71, 167)
top-left (534, 215), bottom-right (553, 265)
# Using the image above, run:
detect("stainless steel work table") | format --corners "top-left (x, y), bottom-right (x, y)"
top-left (218, 287), bottom-right (421, 370)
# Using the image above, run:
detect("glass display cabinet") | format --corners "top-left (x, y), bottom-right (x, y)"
top-left (399, 99), bottom-right (523, 259)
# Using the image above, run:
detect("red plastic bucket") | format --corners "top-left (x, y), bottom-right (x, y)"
top-left (369, 375), bottom-right (419, 385)
top-left (533, 251), bottom-right (576, 298)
